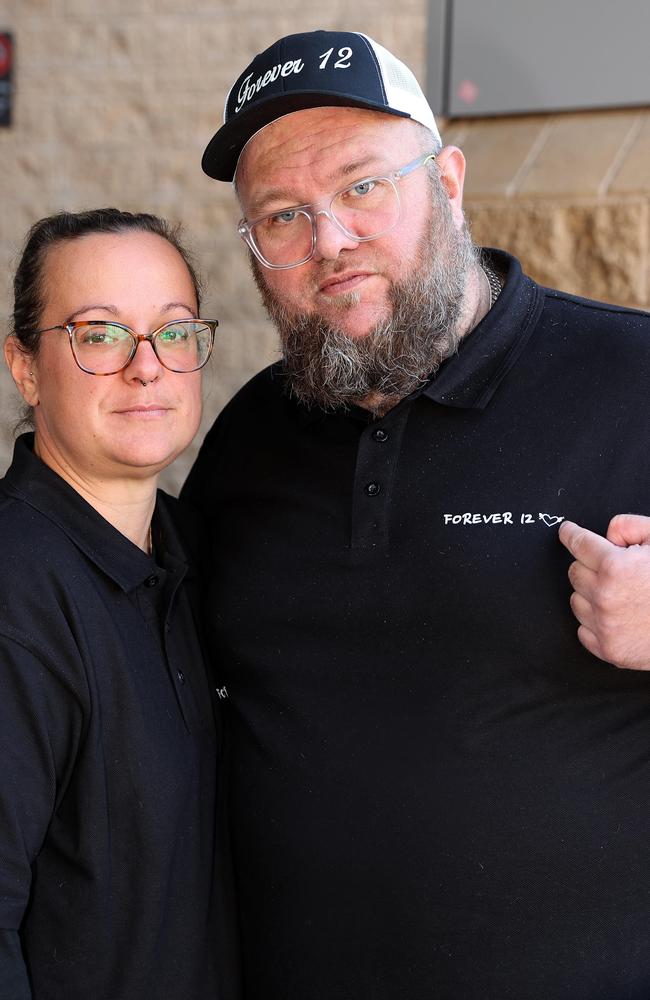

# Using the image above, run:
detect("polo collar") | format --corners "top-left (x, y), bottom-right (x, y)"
top-left (421, 250), bottom-right (543, 410)
top-left (1, 435), bottom-right (185, 593)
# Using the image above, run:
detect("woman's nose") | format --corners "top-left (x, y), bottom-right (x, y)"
top-left (125, 337), bottom-right (165, 384)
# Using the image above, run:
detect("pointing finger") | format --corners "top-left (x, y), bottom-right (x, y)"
top-left (558, 521), bottom-right (614, 572)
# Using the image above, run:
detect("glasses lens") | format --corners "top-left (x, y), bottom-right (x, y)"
top-left (331, 177), bottom-right (400, 241)
top-left (154, 321), bottom-right (213, 372)
top-left (250, 209), bottom-right (313, 268)
top-left (71, 323), bottom-right (134, 374)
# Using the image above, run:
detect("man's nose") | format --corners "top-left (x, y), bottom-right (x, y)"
top-left (312, 210), bottom-right (360, 261)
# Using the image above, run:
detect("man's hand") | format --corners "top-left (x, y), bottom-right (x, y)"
top-left (558, 515), bottom-right (650, 670)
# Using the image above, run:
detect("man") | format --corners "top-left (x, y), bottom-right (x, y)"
top-left (184, 29), bottom-right (650, 999)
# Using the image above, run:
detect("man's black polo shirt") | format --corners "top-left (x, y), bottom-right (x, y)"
top-left (0, 436), bottom-right (231, 1000)
top-left (184, 252), bottom-right (650, 999)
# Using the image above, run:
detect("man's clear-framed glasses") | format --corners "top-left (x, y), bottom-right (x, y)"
top-left (35, 319), bottom-right (218, 376)
top-left (238, 151), bottom-right (438, 270)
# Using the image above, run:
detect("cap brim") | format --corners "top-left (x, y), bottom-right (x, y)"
top-left (201, 91), bottom-right (410, 182)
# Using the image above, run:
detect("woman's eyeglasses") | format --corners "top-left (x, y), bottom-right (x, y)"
top-left (35, 319), bottom-right (218, 375)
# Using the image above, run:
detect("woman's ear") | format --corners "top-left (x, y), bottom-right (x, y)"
top-left (4, 337), bottom-right (39, 406)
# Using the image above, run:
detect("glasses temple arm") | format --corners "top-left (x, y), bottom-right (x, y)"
top-left (395, 151), bottom-right (438, 180)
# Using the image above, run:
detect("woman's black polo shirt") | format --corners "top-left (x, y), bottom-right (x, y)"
top-left (184, 252), bottom-right (650, 999)
top-left (0, 436), bottom-right (230, 1000)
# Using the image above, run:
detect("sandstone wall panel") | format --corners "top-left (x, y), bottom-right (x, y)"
top-left (1, 2), bottom-right (648, 486)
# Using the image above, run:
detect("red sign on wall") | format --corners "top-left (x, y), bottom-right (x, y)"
top-left (0, 33), bottom-right (13, 127)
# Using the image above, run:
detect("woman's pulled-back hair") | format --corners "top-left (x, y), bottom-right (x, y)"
top-left (11, 207), bottom-right (203, 355)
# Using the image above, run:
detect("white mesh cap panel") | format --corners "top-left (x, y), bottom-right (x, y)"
top-left (360, 34), bottom-right (442, 148)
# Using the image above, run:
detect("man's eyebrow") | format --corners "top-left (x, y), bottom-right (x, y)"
top-left (337, 156), bottom-right (382, 179)
top-left (248, 188), bottom-right (302, 217)
top-left (248, 157), bottom-right (386, 217)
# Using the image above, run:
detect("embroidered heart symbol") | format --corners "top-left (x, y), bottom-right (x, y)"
top-left (539, 513), bottom-right (564, 527)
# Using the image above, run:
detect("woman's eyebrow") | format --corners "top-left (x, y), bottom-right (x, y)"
top-left (63, 302), bottom-right (196, 324)
top-left (159, 302), bottom-right (196, 316)
top-left (65, 303), bottom-right (119, 322)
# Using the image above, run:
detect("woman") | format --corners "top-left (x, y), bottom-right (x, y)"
top-left (0, 209), bottom-right (231, 999)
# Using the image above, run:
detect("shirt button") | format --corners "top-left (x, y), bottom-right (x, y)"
top-left (144, 575), bottom-right (158, 588)
top-left (177, 670), bottom-right (186, 685)
top-left (372, 428), bottom-right (389, 443)
top-left (366, 482), bottom-right (381, 497)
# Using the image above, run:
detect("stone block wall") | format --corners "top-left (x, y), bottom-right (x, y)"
top-left (0, 0), bottom-right (429, 491)
top-left (457, 109), bottom-right (650, 309)
top-left (1, 1), bottom-right (648, 492)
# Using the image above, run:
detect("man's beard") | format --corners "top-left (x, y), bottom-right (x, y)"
top-left (251, 176), bottom-right (479, 413)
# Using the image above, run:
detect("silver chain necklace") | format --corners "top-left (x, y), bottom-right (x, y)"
top-left (483, 264), bottom-right (503, 308)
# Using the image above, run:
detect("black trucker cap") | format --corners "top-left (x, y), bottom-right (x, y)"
top-left (201, 29), bottom-right (441, 181)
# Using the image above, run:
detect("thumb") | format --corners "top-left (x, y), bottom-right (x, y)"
top-left (606, 513), bottom-right (650, 547)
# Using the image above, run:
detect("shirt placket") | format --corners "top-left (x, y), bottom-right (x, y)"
top-left (134, 565), bottom-right (197, 731)
top-left (349, 404), bottom-right (410, 549)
